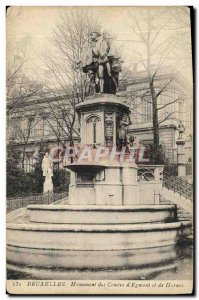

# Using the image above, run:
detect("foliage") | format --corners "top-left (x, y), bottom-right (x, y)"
top-left (7, 146), bottom-right (70, 197)
top-left (53, 168), bottom-right (70, 190)
top-left (37, 8), bottom-right (101, 146)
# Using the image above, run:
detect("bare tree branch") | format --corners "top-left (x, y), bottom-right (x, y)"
top-left (157, 97), bottom-right (178, 111)
top-left (158, 111), bottom-right (178, 125)
top-left (156, 79), bottom-right (173, 98)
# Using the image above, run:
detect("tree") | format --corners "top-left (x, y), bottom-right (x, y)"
top-left (9, 108), bottom-right (42, 171)
top-left (37, 7), bottom-right (101, 146)
top-left (7, 7), bottom-right (43, 114)
top-left (128, 7), bottom-right (191, 163)
top-left (7, 38), bottom-right (43, 114)
top-left (6, 8), bottom-right (45, 176)
top-left (37, 89), bottom-right (80, 148)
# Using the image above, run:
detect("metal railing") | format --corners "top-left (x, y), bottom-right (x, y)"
top-left (163, 172), bottom-right (193, 201)
top-left (7, 183), bottom-right (69, 213)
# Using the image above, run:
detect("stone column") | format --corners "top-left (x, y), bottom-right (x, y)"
top-left (176, 137), bottom-right (186, 177)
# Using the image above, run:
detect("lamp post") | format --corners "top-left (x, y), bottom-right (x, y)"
top-left (176, 121), bottom-right (186, 177)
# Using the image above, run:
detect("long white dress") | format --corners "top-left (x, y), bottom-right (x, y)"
top-left (42, 156), bottom-right (53, 177)
top-left (42, 156), bottom-right (53, 193)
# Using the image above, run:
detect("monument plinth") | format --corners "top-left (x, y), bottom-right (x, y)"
top-left (76, 94), bottom-right (129, 145)
top-left (65, 93), bottom-right (139, 206)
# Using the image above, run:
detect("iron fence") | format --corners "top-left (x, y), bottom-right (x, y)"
top-left (163, 172), bottom-right (193, 201)
top-left (7, 183), bottom-right (69, 213)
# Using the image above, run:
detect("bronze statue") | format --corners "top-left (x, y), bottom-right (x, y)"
top-left (98, 31), bottom-right (112, 93)
top-left (77, 28), bottom-right (122, 96)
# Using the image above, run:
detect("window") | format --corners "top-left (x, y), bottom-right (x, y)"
top-left (13, 117), bottom-right (22, 140)
top-left (30, 119), bottom-right (44, 139)
top-left (37, 119), bottom-right (44, 138)
top-left (43, 119), bottom-right (52, 136)
top-left (145, 101), bottom-right (152, 122)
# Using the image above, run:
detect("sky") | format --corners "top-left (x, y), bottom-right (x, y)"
top-left (6, 6), bottom-right (193, 84)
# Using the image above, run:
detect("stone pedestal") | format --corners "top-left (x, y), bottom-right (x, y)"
top-left (68, 163), bottom-right (139, 206)
top-left (65, 95), bottom-right (166, 206)
top-left (176, 137), bottom-right (186, 177)
top-left (76, 94), bottom-right (130, 147)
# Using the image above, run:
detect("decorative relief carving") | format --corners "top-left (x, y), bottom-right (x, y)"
top-left (137, 168), bottom-right (155, 182)
top-left (105, 112), bottom-right (114, 146)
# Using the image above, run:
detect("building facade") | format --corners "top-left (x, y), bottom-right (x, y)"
top-left (7, 68), bottom-right (193, 172)
top-left (122, 67), bottom-right (193, 164)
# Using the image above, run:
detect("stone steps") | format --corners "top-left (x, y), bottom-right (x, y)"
top-left (27, 204), bottom-right (177, 225)
top-left (160, 193), bottom-right (193, 239)
top-left (7, 202), bottom-right (189, 280)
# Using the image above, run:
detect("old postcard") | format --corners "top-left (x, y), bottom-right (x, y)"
top-left (6, 6), bottom-right (194, 295)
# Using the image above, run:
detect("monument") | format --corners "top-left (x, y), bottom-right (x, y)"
top-left (7, 28), bottom-right (191, 280)
top-left (176, 121), bottom-right (186, 177)
top-left (65, 28), bottom-right (164, 206)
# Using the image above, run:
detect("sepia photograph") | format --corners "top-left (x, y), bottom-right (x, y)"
top-left (6, 5), bottom-right (194, 295)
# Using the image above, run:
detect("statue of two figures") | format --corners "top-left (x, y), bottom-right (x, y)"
top-left (42, 152), bottom-right (53, 193)
top-left (76, 28), bottom-right (122, 96)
